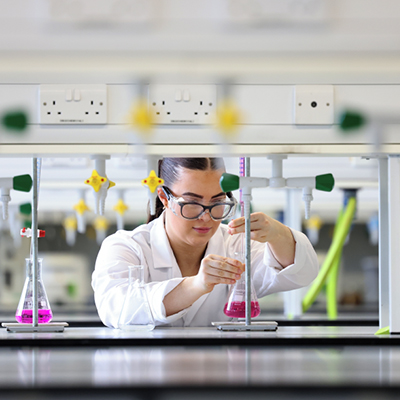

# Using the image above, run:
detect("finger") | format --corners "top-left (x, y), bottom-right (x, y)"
top-left (250, 213), bottom-right (260, 223)
top-left (230, 213), bottom-right (262, 226)
top-left (205, 258), bottom-right (244, 274)
top-left (250, 230), bottom-right (268, 243)
top-left (202, 263), bottom-right (241, 285)
top-left (249, 218), bottom-right (271, 236)
top-left (207, 255), bottom-right (243, 268)
top-left (202, 261), bottom-right (243, 283)
top-left (228, 215), bottom-right (264, 234)
top-left (251, 211), bottom-right (268, 221)
top-left (228, 217), bottom-right (245, 229)
top-left (205, 275), bottom-right (238, 285)
top-left (229, 256), bottom-right (245, 272)
top-left (250, 214), bottom-right (270, 229)
top-left (208, 266), bottom-right (242, 281)
top-left (227, 224), bottom-right (245, 235)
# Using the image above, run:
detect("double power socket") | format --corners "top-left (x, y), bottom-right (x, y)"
top-left (148, 84), bottom-right (217, 125)
top-left (39, 84), bottom-right (107, 124)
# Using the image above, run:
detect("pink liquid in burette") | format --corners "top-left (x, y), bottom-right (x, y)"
top-left (223, 301), bottom-right (261, 318)
top-left (15, 309), bottom-right (53, 324)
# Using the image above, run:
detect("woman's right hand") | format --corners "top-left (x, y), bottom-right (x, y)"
top-left (191, 254), bottom-right (245, 294)
top-left (164, 255), bottom-right (244, 317)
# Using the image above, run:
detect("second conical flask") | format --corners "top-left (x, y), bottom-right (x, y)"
top-left (223, 253), bottom-right (261, 318)
top-left (15, 258), bottom-right (53, 324)
top-left (118, 265), bottom-right (155, 331)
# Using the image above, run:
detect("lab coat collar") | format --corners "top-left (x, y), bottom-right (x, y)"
top-left (149, 213), bottom-right (180, 276)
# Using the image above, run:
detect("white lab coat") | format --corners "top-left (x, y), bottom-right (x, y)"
top-left (92, 213), bottom-right (319, 328)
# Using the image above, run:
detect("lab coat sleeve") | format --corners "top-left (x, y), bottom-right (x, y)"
top-left (91, 233), bottom-right (190, 328)
top-left (252, 228), bottom-right (319, 298)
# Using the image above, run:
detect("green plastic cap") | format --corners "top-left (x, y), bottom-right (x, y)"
top-left (13, 174), bottom-right (33, 192)
top-left (220, 173), bottom-right (240, 192)
top-left (339, 111), bottom-right (366, 131)
top-left (19, 203), bottom-right (32, 215)
top-left (316, 173), bottom-right (335, 192)
top-left (2, 111), bottom-right (28, 132)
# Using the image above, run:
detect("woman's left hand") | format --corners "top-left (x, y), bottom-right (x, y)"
top-left (227, 212), bottom-right (278, 243)
top-left (227, 212), bottom-right (296, 267)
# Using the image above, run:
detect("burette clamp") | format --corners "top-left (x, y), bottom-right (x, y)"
top-left (20, 227), bottom-right (45, 238)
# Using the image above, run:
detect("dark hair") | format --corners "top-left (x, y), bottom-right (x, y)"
top-left (147, 157), bottom-right (226, 223)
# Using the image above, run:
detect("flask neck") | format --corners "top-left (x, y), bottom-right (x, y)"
top-left (128, 265), bottom-right (144, 286)
top-left (25, 258), bottom-right (43, 279)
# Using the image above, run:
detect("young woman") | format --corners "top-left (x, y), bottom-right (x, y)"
top-left (92, 157), bottom-right (319, 328)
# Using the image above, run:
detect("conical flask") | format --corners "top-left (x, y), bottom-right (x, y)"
top-left (15, 258), bottom-right (53, 324)
top-left (224, 252), bottom-right (261, 318)
top-left (118, 265), bottom-right (155, 331)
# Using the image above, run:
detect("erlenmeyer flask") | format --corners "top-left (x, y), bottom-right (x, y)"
top-left (224, 252), bottom-right (261, 318)
top-left (15, 258), bottom-right (53, 324)
top-left (118, 265), bottom-right (155, 331)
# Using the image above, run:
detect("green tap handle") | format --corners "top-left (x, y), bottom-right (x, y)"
top-left (339, 111), bottom-right (366, 131)
top-left (19, 202), bottom-right (32, 215)
top-left (2, 111), bottom-right (28, 132)
top-left (220, 173), bottom-right (240, 192)
top-left (13, 174), bottom-right (33, 192)
top-left (316, 173), bottom-right (334, 192)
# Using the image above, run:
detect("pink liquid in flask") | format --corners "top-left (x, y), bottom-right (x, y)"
top-left (15, 309), bottom-right (53, 324)
top-left (223, 301), bottom-right (261, 318)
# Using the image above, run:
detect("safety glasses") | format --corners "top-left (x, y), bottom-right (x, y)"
top-left (162, 186), bottom-right (237, 221)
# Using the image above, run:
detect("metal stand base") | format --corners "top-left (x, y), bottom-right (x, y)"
top-left (2, 322), bottom-right (69, 333)
top-left (212, 321), bottom-right (278, 331)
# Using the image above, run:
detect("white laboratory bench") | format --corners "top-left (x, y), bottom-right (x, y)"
top-left (0, 326), bottom-right (399, 399)
top-left (0, 325), bottom-right (395, 346)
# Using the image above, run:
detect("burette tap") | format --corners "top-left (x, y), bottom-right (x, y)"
top-left (84, 155), bottom-right (115, 215)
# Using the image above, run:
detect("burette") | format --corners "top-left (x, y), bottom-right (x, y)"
top-left (240, 156), bottom-right (252, 326)
top-left (32, 157), bottom-right (41, 327)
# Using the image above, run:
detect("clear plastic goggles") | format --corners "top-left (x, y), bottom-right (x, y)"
top-left (162, 186), bottom-right (237, 221)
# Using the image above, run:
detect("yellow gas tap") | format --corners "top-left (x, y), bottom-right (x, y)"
top-left (73, 197), bottom-right (90, 234)
top-left (84, 155), bottom-right (115, 215)
top-left (142, 169), bottom-right (164, 215)
top-left (63, 215), bottom-right (78, 246)
top-left (94, 216), bottom-right (109, 245)
top-left (128, 99), bottom-right (154, 134)
top-left (113, 197), bottom-right (129, 231)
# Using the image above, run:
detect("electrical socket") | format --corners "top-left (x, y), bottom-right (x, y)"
top-left (39, 84), bottom-right (107, 124)
top-left (148, 84), bottom-right (216, 124)
top-left (294, 85), bottom-right (334, 125)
